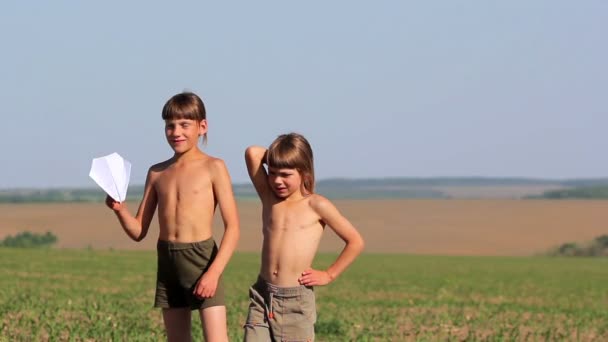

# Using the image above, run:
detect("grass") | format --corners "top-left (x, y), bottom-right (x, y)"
top-left (1, 249), bottom-right (607, 341)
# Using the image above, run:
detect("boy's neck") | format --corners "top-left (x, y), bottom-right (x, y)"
top-left (172, 148), bottom-right (205, 163)
top-left (276, 190), bottom-right (309, 203)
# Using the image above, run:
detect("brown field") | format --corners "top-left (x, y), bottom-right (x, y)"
top-left (0, 199), bottom-right (606, 256)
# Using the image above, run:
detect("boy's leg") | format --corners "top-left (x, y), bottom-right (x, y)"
top-left (198, 305), bottom-right (229, 342)
top-left (282, 287), bottom-right (316, 341)
top-left (162, 308), bottom-right (192, 342)
top-left (244, 283), bottom-right (271, 342)
top-left (243, 317), bottom-right (271, 342)
top-left (243, 304), bottom-right (271, 342)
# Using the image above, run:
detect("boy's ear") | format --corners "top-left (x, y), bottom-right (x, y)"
top-left (198, 119), bottom-right (208, 136)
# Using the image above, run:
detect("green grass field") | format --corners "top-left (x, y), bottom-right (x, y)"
top-left (1, 249), bottom-right (606, 341)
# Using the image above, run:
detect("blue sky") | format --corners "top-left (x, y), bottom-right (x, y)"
top-left (1, 1), bottom-right (606, 188)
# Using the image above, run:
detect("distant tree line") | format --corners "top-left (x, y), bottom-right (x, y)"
top-left (0, 189), bottom-right (140, 203)
top-left (532, 186), bottom-right (608, 199)
top-left (548, 235), bottom-right (608, 257)
top-left (3, 178), bottom-right (608, 202)
top-left (0, 231), bottom-right (58, 248)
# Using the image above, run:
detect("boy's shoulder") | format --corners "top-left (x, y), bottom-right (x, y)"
top-left (201, 154), bottom-right (228, 173)
top-left (204, 154), bottom-right (226, 165)
top-left (306, 193), bottom-right (333, 211)
top-left (148, 158), bottom-right (173, 173)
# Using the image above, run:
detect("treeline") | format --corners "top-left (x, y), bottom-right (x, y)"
top-left (0, 231), bottom-right (58, 248)
top-left (531, 186), bottom-right (608, 199)
top-left (3, 177), bottom-right (608, 202)
top-left (548, 235), bottom-right (608, 257)
top-left (0, 188), bottom-right (141, 203)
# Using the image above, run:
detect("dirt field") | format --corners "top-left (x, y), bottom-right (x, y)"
top-left (1, 199), bottom-right (606, 256)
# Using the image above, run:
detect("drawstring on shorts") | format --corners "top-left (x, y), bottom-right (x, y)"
top-left (255, 276), bottom-right (309, 322)
top-left (265, 291), bottom-right (275, 320)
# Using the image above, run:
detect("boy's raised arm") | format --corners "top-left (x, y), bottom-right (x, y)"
top-left (244, 146), bottom-right (271, 201)
top-left (107, 168), bottom-right (158, 241)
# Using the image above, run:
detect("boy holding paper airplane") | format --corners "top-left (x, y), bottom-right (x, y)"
top-left (105, 92), bottom-right (240, 342)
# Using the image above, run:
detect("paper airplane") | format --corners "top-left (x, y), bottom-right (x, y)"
top-left (89, 152), bottom-right (131, 202)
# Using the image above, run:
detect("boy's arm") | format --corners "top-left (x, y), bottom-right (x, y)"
top-left (298, 195), bottom-right (365, 286)
top-left (194, 159), bottom-right (240, 298)
top-left (106, 168), bottom-right (157, 241)
top-left (244, 145), bottom-right (271, 201)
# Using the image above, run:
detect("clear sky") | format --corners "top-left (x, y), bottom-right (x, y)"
top-left (1, 1), bottom-right (606, 188)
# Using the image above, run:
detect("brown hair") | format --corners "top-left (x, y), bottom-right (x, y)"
top-left (161, 92), bottom-right (207, 143)
top-left (266, 133), bottom-right (315, 194)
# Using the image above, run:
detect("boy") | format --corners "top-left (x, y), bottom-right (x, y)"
top-left (106, 92), bottom-right (240, 342)
top-left (244, 133), bottom-right (365, 341)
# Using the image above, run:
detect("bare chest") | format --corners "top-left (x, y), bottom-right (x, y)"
top-left (264, 203), bottom-right (322, 233)
top-left (154, 166), bottom-right (213, 202)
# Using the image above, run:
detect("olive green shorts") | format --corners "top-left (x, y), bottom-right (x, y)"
top-left (154, 238), bottom-right (225, 310)
top-left (244, 276), bottom-right (316, 342)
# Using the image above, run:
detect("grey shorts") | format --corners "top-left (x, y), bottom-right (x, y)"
top-left (154, 238), bottom-right (225, 310)
top-left (244, 276), bottom-right (316, 342)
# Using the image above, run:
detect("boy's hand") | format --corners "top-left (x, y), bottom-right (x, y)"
top-left (105, 195), bottom-right (125, 211)
top-left (193, 271), bottom-right (220, 298)
top-left (298, 268), bottom-right (333, 286)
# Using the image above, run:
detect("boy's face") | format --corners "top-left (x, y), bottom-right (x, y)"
top-left (267, 166), bottom-right (303, 199)
top-left (164, 118), bottom-right (207, 153)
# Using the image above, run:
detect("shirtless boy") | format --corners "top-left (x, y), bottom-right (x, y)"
top-left (106, 92), bottom-right (240, 342)
top-left (243, 132), bottom-right (364, 341)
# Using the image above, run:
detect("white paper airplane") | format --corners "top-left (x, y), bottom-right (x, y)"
top-left (89, 152), bottom-right (131, 202)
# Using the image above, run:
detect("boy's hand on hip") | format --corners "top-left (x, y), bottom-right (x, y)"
top-left (298, 268), bottom-right (332, 286)
top-left (194, 271), bottom-right (219, 298)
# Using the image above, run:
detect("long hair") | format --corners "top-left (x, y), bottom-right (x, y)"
top-left (266, 133), bottom-right (315, 194)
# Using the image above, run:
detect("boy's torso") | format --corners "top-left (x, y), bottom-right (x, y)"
top-left (151, 154), bottom-right (217, 243)
top-left (260, 195), bottom-right (325, 287)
